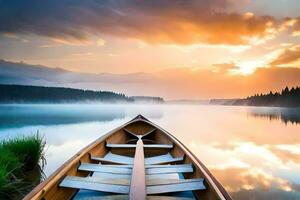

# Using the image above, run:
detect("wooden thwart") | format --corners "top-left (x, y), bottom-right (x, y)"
top-left (91, 152), bottom-right (134, 165)
top-left (91, 156), bottom-right (131, 165)
top-left (147, 179), bottom-right (206, 194)
top-left (88, 164), bottom-right (133, 168)
top-left (92, 172), bottom-right (131, 180)
top-left (144, 144), bottom-right (173, 148)
top-left (76, 164), bottom-right (190, 169)
top-left (147, 196), bottom-right (195, 200)
top-left (107, 144), bottom-right (136, 148)
top-left (145, 153), bottom-right (184, 165)
top-left (73, 195), bottom-right (195, 200)
top-left (147, 178), bottom-right (204, 186)
top-left (59, 176), bottom-right (129, 194)
top-left (106, 143), bottom-right (173, 149)
top-left (78, 163), bottom-right (132, 174)
top-left (61, 176), bottom-right (130, 185)
top-left (75, 195), bottom-right (129, 200)
top-left (91, 152), bottom-right (183, 165)
top-left (59, 176), bottom-right (205, 196)
top-left (146, 173), bottom-right (180, 180)
top-left (145, 164), bottom-right (192, 168)
top-left (146, 166), bottom-right (193, 174)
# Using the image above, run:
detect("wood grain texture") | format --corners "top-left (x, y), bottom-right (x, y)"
top-left (59, 176), bottom-right (129, 194)
top-left (129, 139), bottom-right (146, 200)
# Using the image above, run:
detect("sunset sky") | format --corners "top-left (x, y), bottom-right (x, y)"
top-left (1, 0), bottom-right (300, 99)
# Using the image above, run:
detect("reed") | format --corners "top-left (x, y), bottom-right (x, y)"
top-left (0, 134), bottom-right (45, 199)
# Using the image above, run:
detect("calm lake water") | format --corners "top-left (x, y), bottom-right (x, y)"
top-left (0, 104), bottom-right (300, 200)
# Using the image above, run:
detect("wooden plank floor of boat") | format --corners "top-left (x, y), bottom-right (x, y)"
top-left (59, 128), bottom-right (206, 199)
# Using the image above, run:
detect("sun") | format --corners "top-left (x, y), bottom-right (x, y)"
top-left (237, 61), bottom-right (264, 75)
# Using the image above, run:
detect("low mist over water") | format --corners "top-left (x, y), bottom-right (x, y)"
top-left (0, 104), bottom-right (299, 199)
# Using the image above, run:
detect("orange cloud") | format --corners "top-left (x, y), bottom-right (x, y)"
top-left (108, 12), bottom-right (276, 45)
top-left (271, 45), bottom-right (300, 66)
top-left (213, 62), bottom-right (240, 73)
top-left (0, 0), bottom-right (280, 45)
top-left (292, 18), bottom-right (300, 36)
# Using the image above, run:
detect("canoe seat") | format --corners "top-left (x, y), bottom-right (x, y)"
top-left (146, 173), bottom-right (180, 180)
top-left (147, 196), bottom-right (195, 200)
top-left (74, 194), bottom-right (195, 200)
top-left (147, 178), bottom-right (205, 194)
top-left (77, 163), bottom-right (190, 169)
top-left (74, 194), bottom-right (129, 200)
top-left (146, 164), bottom-right (192, 168)
top-left (78, 163), bottom-right (132, 174)
top-left (91, 152), bottom-right (183, 165)
top-left (59, 176), bottom-right (129, 194)
top-left (106, 143), bottom-right (173, 149)
top-left (106, 143), bottom-right (136, 148)
top-left (147, 178), bottom-right (203, 186)
top-left (60, 176), bottom-right (205, 195)
top-left (92, 172), bottom-right (131, 180)
top-left (145, 153), bottom-right (184, 165)
top-left (146, 165), bottom-right (193, 174)
top-left (91, 152), bottom-right (134, 164)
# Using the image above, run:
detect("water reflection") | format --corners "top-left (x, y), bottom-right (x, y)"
top-left (247, 107), bottom-right (300, 125)
top-left (191, 141), bottom-right (300, 199)
top-left (211, 168), bottom-right (300, 199)
top-left (0, 104), bottom-right (126, 129)
top-left (0, 104), bottom-right (299, 199)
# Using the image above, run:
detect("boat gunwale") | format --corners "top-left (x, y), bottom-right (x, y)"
top-left (23, 116), bottom-right (232, 200)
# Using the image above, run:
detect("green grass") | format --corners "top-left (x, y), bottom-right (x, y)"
top-left (1, 135), bottom-right (46, 171)
top-left (0, 134), bottom-right (45, 199)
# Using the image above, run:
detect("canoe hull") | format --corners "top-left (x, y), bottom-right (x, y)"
top-left (24, 115), bottom-right (231, 200)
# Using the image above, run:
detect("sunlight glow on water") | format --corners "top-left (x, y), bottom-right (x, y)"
top-left (0, 104), bottom-right (299, 199)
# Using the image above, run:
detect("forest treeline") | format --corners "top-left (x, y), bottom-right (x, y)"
top-left (233, 86), bottom-right (300, 107)
top-left (0, 84), bottom-right (134, 103)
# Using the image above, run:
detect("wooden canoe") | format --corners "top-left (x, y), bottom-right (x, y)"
top-left (24, 115), bottom-right (232, 200)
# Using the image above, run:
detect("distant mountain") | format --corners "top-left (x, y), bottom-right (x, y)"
top-left (210, 86), bottom-right (300, 108)
top-left (0, 59), bottom-right (152, 89)
top-left (0, 84), bottom-right (133, 103)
